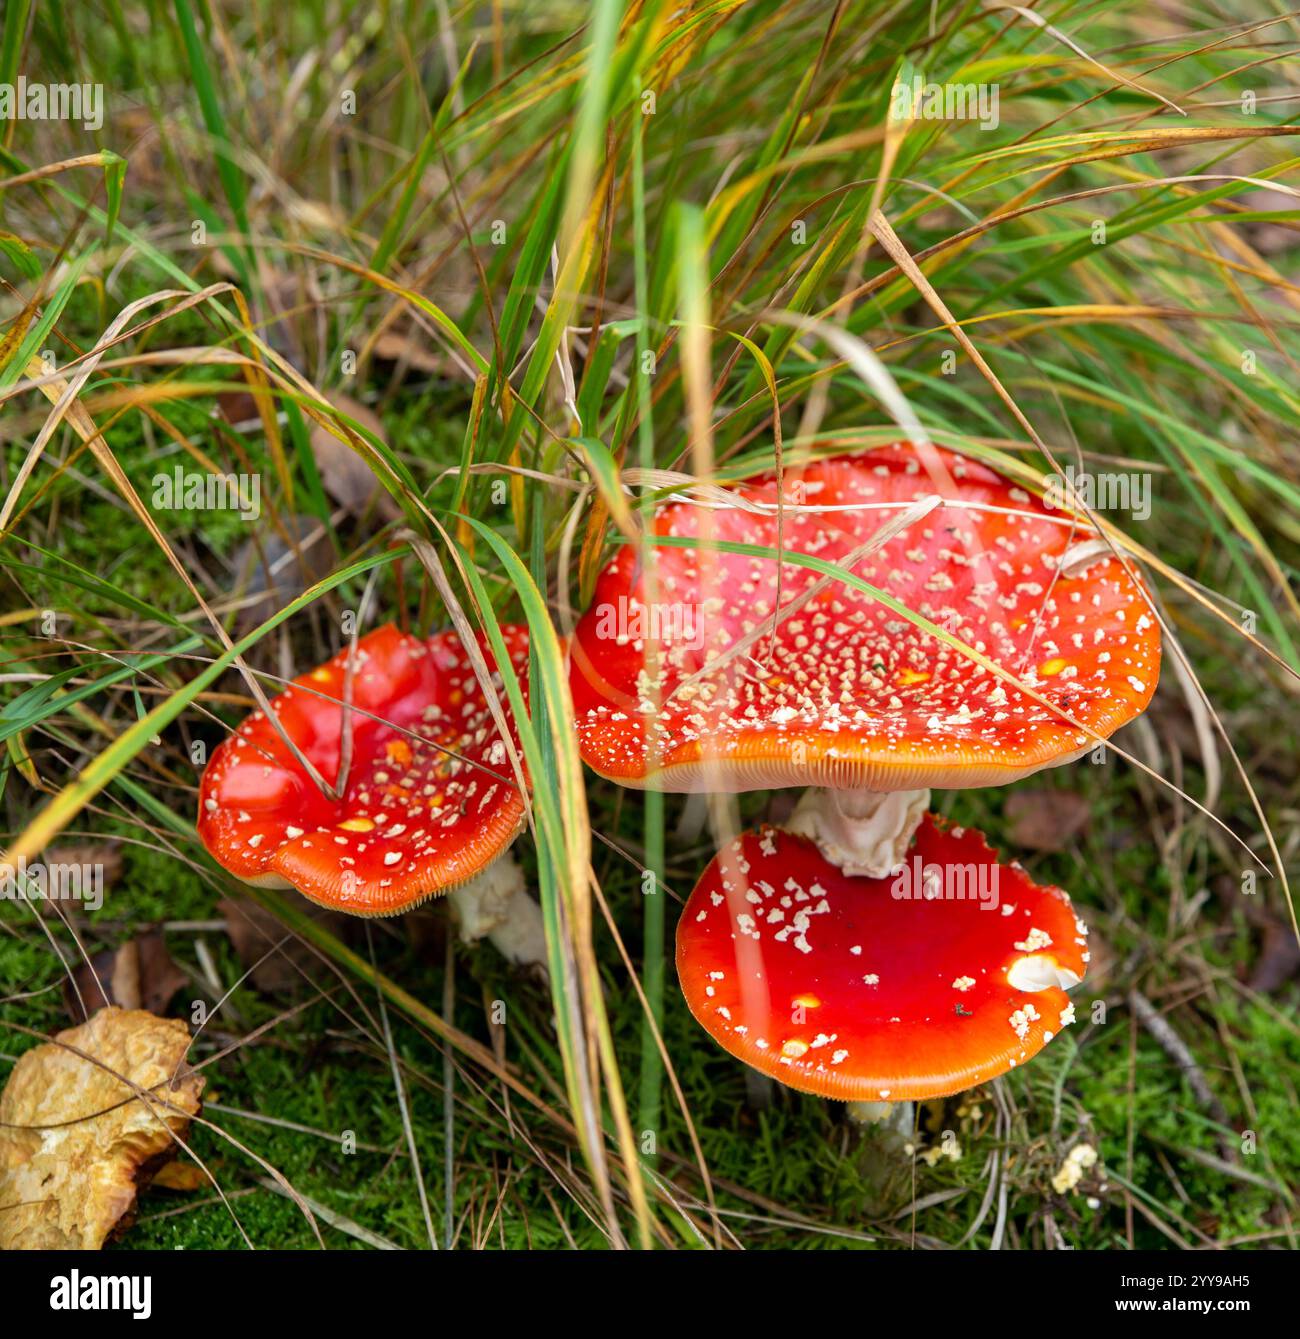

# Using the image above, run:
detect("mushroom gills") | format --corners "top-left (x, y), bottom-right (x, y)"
top-left (785, 786), bottom-right (929, 877)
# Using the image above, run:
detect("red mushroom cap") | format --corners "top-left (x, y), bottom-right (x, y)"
top-left (676, 816), bottom-right (1087, 1101)
top-left (198, 623), bottom-right (529, 915)
top-left (571, 444), bottom-right (1160, 791)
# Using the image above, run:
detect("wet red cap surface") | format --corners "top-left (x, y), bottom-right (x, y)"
top-left (676, 816), bottom-right (1087, 1101)
top-left (198, 623), bottom-right (529, 915)
top-left (571, 444), bottom-right (1159, 791)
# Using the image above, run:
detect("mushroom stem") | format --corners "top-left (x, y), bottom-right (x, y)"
top-left (445, 852), bottom-right (548, 978)
top-left (845, 1099), bottom-right (918, 1210)
top-left (675, 790), bottom-right (710, 842)
top-left (845, 1098), bottom-right (915, 1138)
top-left (785, 786), bottom-right (929, 877)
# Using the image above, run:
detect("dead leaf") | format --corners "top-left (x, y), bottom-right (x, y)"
top-left (231, 512), bottom-right (334, 634)
top-left (309, 391), bottom-right (399, 522)
top-left (1212, 874), bottom-right (1300, 994)
top-left (1247, 922), bottom-right (1300, 994)
top-left (373, 329), bottom-right (453, 376)
top-left (64, 931), bottom-right (189, 1023)
top-left (218, 897), bottom-right (348, 993)
top-left (0, 1007), bottom-right (204, 1249)
top-left (43, 842), bottom-right (124, 892)
top-left (1004, 789), bottom-right (1091, 852)
top-left (215, 388), bottom-right (259, 428)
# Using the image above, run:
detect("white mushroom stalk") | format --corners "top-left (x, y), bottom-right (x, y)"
top-left (785, 786), bottom-right (929, 878)
top-left (445, 851), bottom-right (548, 978)
top-left (845, 1098), bottom-right (915, 1138)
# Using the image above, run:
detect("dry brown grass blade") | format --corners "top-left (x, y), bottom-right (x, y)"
top-left (8, 346), bottom-right (341, 803)
top-left (0, 285), bottom-right (235, 530)
top-left (0, 153), bottom-right (110, 193)
top-left (835, 175), bottom-right (1300, 318)
top-left (982, 2), bottom-right (1187, 116)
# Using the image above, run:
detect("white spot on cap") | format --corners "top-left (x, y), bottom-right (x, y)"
top-left (1007, 955), bottom-right (1081, 992)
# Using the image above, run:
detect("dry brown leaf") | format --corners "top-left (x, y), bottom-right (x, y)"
top-left (373, 329), bottom-right (453, 375)
top-left (1212, 874), bottom-right (1300, 994)
top-left (1246, 922), bottom-right (1300, 994)
top-left (231, 512), bottom-right (334, 634)
top-left (0, 1007), bottom-right (204, 1250)
top-left (1004, 789), bottom-right (1092, 852)
top-left (43, 842), bottom-right (124, 892)
top-left (64, 931), bottom-right (189, 1023)
top-left (218, 897), bottom-right (347, 993)
top-left (215, 388), bottom-right (260, 427)
top-left (309, 391), bottom-right (399, 521)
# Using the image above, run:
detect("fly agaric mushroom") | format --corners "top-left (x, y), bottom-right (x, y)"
top-left (198, 623), bottom-right (538, 941)
top-left (570, 443), bottom-right (1160, 872)
top-left (676, 815), bottom-right (1085, 1104)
